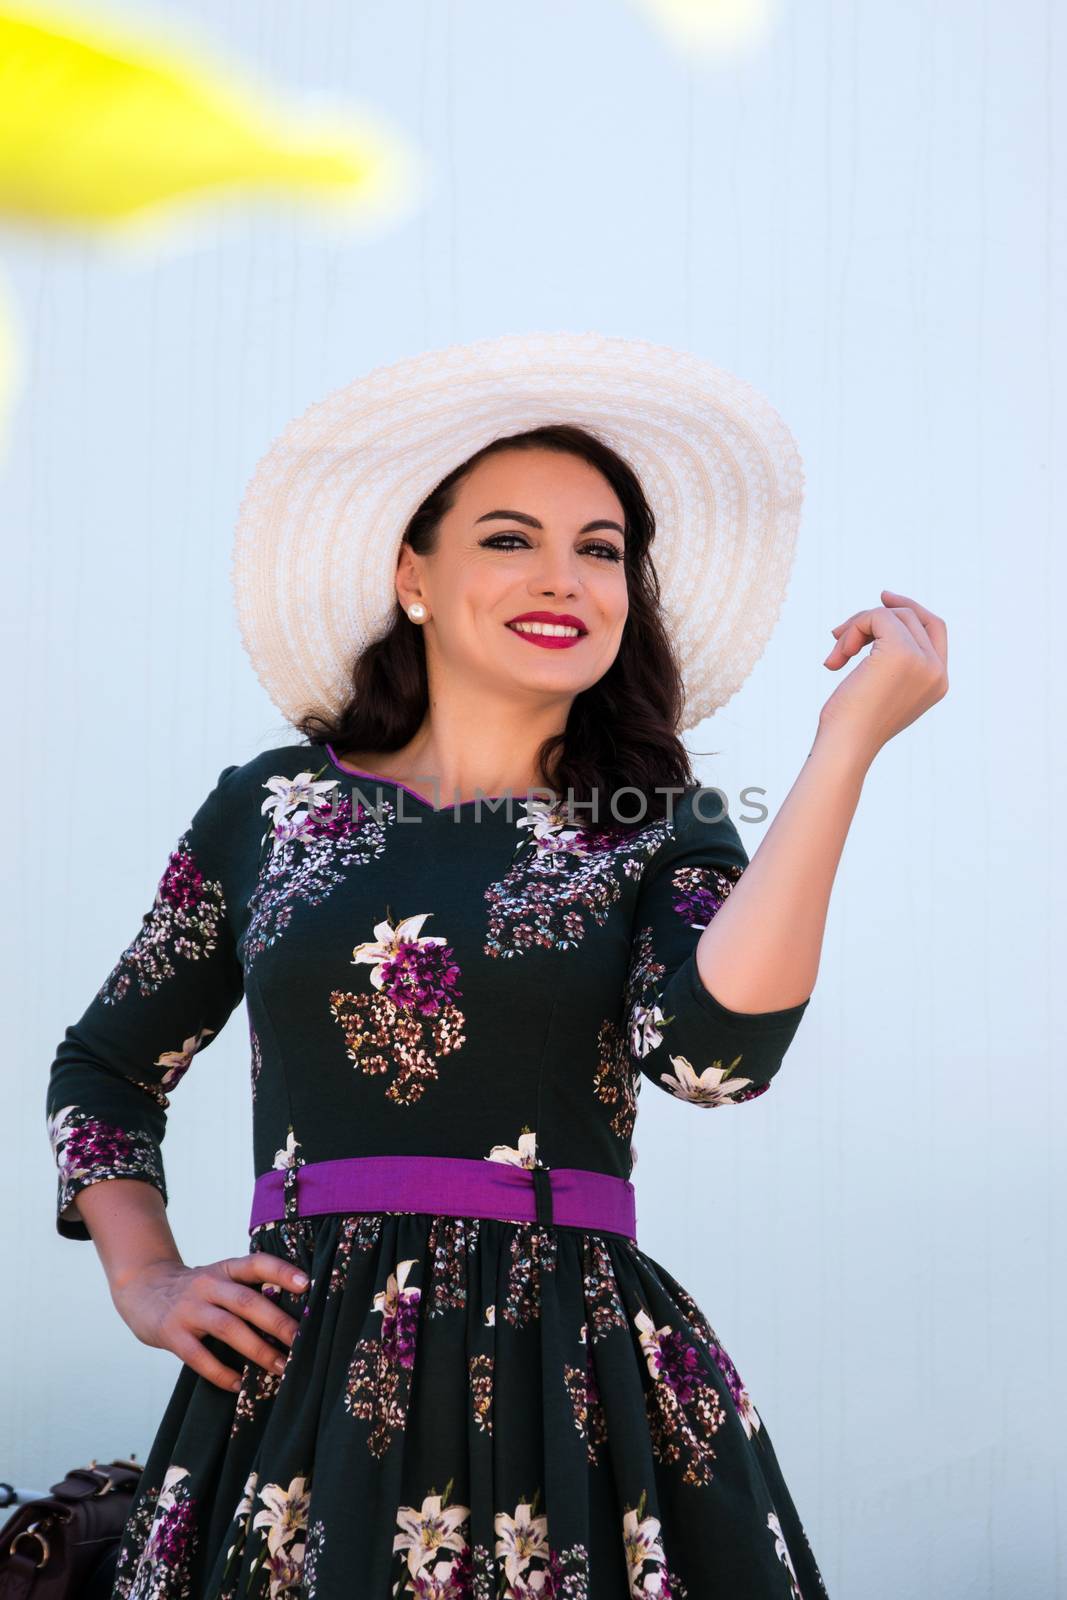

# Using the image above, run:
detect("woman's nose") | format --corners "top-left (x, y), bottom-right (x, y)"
top-left (530, 557), bottom-right (582, 598)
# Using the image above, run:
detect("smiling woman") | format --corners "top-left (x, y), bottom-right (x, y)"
top-left (47, 332), bottom-right (841, 1600)
top-left (297, 422), bottom-right (694, 822)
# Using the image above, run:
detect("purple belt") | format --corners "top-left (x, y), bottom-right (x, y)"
top-left (249, 1153), bottom-right (637, 1241)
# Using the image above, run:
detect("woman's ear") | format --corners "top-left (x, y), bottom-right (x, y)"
top-left (394, 541), bottom-right (425, 614)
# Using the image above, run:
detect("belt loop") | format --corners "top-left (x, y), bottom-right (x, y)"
top-left (283, 1161), bottom-right (301, 1221)
top-left (531, 1163), bottom-right (553, 1228)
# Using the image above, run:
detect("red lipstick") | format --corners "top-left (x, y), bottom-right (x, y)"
top-left (504, 611), bottom-right (589, 650)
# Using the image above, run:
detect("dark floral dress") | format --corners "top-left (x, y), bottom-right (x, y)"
top-left (46, 741), bottom-right (828, 1600)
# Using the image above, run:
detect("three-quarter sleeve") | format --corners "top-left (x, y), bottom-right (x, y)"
top-left (46, 764), bottom-right (245, 1240)
top-left (625, 786), bottom-right (810, 1109)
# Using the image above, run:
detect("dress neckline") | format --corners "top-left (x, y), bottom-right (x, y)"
top-left (320, 742), bottom-right (526, 813)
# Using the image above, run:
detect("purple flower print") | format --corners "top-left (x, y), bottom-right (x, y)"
top-left (302, 785), bottom-right (375, 842)
top-left (351, 913), bottom-right (462, 1011)
top-left (662, 1277), bottom-right (763, 1440)
top-left (669, 862), bottom-right (742, 929)
top-left (159, 846), bottom-right (207, 913)
top-left (332, 911), bottom-right (467, 1107)
top-left (48, 1105), bottom-right (164, 1223)
top-left (53, 1109), bottom-right (136, 1173)
top-left (375, 1258), bottom-right (422, 1369)
top-left (378, 938), bottom-right (462, 1016)
top-left (644, 1324), bottom-right (709, 1407)
top-left (243, 770), bottom-right (392, 974)
top-left (148, 1494), bottom-right (197, 1569)
top-left (111, 1464), bottom-right (201, 1597)
top-left (634, 1307), bottom-right (728, 1488)
top-left (345, 1259), bottom-right (423, 1456)
top-left (97, 833), bottom-right (228, 1003)
top-left (139, 1465), bottom-right (199, 1579)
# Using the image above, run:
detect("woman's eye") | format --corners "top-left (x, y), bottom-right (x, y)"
top-left (479, 534), bottom-right (530, 551)
top-left (479, 533), bottom-right (623, 562)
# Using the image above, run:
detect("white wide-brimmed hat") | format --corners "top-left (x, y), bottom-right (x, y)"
top-left (231, 330), bottom-right (805, 733)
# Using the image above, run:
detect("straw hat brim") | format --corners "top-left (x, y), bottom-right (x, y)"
top-left (231, 329), bottom-right (805, 734)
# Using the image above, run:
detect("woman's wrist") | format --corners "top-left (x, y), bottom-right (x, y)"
top-left (809, 717), bottom-right (881, 784)
top-left (75, 1178), bottom-right (184, 1294)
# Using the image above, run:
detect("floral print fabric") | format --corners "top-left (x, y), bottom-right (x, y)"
top-left (45, 743), bottom-right (824, 1597)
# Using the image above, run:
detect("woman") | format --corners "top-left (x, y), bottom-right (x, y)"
top-left (46, 333), bottom-right (947, 1598)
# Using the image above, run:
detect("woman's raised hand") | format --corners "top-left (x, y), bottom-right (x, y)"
top-left (817, 588), bottom-right (949, 761)
top-left (110, 1252), bottom-right (310, 1394)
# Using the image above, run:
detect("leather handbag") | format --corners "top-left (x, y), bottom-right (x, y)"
top-left (0, 1458), bottom-right (142, 1600)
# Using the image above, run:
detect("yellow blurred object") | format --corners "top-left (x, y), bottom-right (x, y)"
top-left (629, 0), bottom-right (777, 54)
top-left (0, 2), bottom-right (422, 234)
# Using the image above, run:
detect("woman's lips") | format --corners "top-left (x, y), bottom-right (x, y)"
top-left (505, 621), bottom-right (587, 650)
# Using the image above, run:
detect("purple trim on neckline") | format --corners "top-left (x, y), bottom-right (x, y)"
top-left (249, 1152), bottom-right (637, 1240)
top-left (323, 742), bottom-right (511, 809)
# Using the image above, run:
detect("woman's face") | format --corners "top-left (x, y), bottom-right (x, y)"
top-left (400, 446), bottom-right (630, 706)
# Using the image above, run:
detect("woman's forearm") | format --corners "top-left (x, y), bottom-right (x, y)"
top-left (73, 1179), bottom-right (184, 1293)
top-left (694, 722), bottom-right (876, 1013)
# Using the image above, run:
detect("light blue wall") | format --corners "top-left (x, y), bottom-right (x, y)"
top-left (2, 2), bottom-right (1063, 1593)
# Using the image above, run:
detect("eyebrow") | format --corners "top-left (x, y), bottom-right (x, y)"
top-left (474, 508), bottom-right (625, 537)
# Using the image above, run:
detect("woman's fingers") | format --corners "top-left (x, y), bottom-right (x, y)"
top-left (223, 1251), bottom-right (309, 1295)
top-left (194, 1300), bottom-right (291, 1380)
top-left (210, 1275), bottom-right (303, 1349)
top-left (828, 594), bottom-right (948, 673)
top-left (881, 605), bottom-right (937, 660)
top-left (170, 1330), bottom-right (245, 1393)
top-left (152, 1255), bottom-right (308, 1392)
top-left (825, 612), bottom-right (877, 662)
top-left (880, 589), bottom-right (948, 664)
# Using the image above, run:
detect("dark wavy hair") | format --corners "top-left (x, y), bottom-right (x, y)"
top-left (295, 423), bottom-right (710, 826)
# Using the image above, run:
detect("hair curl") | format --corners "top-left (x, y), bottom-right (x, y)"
top-left (295, 423), bottom-right (712, 826)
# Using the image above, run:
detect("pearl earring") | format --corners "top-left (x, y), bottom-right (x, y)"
top-left (407, 602), bottom-right (427, 623)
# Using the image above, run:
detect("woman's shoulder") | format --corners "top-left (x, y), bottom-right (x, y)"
top-left (217, 739), bottom-right (333, 791)
top-left (207, 740), bottom-right (335, 829)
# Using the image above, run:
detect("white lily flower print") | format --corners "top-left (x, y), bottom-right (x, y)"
top-left (392, 1487), bottom-right (471, 1580)
top-left (154, 1026), bottom-right (214, 1092)
top-left (514, 797), bottom-right (591, 856)
top-left (658, 1052), bottom-right (762, 1107)
top-left (494, 1496), bottom-right (551, 1587)
top-left (484, 1127), bottom-right (538, 1167)
top-left (272, 1127), bottom-right (303, 1169)
top-left (235, 1469), bottom-right (258, 1523)
top-left (251, 1473), bottom-right (311, 1558)
top-left (768, 1509), bottom-right (805, 1600)
top-left (350, 911), bottom-right (448, 990)
top-left (260, 771), bottom-right (341, 845)
top-left (629, 998), bottom-right (668, 1058)
top-left (622, 1499), bottom-right (669, 1593)
top-left (372, 1257), bottom-right (421, 1326)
